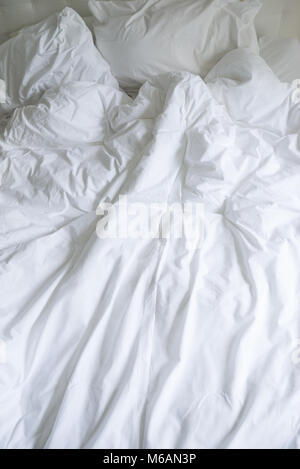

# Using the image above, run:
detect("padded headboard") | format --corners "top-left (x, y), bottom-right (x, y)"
top-left (0, 0), bottom-right (300, 44)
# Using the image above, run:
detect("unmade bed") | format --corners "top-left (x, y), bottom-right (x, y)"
top-left (0, 0), bottom-right (300, 449)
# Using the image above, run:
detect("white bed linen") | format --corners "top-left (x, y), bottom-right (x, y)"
top-left (0, 8), bottom-right (118, 119)
top-left (88, 0), bottom-right (261, 94)
top-left (0, 0), bottom-right (299, 42)
top-left (1, 45), bottom-right (300, 449)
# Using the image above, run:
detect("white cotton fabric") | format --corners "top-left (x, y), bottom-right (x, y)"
top-left (88, 0), bottom-right (261, 94)
top-left (0, 7), bottom-right (118, 119)
top-left (259, 36), bottom-right (300, 83)
top-left (1, 44), bottom-right (300, 448)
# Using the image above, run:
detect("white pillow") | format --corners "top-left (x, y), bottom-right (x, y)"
top-left (88, 0), bottom-right (261, 93)
top-left (0, 7), bottom-right (118, 118)
top-left (259, 36), bottom-right (300, 84)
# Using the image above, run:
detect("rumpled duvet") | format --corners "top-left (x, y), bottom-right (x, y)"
top-left (1, 48), bottom-right (300, 449)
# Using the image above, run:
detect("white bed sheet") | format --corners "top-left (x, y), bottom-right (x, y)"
top-left (1, 45), bottom-right (300, 448)
top-left (1, 0), bottom-right (300, 451)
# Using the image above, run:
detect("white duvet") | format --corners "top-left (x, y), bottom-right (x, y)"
top-left (1, 46), bottom-right (300, 449)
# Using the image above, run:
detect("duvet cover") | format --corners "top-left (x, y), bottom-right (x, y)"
top-left (0, 43), bottom-right (300, 448)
